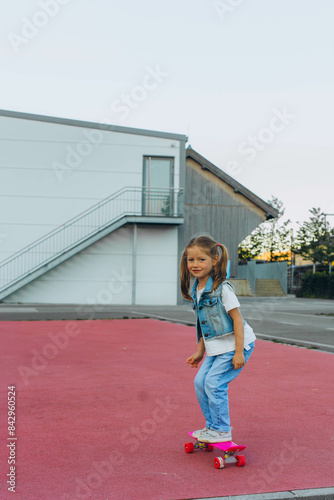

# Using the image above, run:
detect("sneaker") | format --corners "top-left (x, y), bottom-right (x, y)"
top-left (199, 428), bottom-right (232, 443)
top-left (192, 427), bottom-right (209, 439)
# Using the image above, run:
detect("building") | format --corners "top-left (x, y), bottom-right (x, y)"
top-left (185, 147), bottom-right (278, 278)
top-left (0, 110), bottom-right (278, 305)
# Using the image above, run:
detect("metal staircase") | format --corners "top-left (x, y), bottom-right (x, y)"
top-left (0, 187), bottom-right (183, 300)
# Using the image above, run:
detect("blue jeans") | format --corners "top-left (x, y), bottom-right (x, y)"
top-left (194, 342), bottom-right (255, 432)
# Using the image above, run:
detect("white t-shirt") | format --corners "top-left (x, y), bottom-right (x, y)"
top-left (196, 284), bottom-right (256, 356)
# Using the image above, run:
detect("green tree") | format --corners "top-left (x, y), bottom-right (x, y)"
top-left (238, 231), bottom-right (263, 262)
top-left (295, 208), bottom-right (334, 273)
top-left (266, 197), bottom-right (291, 261)
top-left (238, 196), bottom-right (291, 262)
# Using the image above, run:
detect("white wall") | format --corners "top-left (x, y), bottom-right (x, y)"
top-left (136, 225), bottom-right (178, 305)
top-left (3, 225), bottom-right (179, 305)
top-left (0, 114), bottom-right (181, 262)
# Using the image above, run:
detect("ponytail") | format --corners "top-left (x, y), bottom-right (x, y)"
top-left (212, 242), bottom-right (228, 290)
top-left (180, 246), bottom-right (193, 300)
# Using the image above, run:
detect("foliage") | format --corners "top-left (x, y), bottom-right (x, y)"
top-left (238, 196), bottom-right (291, 262)
top-left (296, 272), bottom-right (334, 299)
top-left (238, 232), bottom-right (263, 262)
top-left (295, 208), bottom-right (334, 272)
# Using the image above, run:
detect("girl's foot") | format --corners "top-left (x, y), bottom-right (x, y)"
top-left (192, 427), bottom-right (209, 439)
top-left (199, 429), bottom-right (232, 443)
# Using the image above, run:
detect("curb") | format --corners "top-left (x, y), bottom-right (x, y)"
top-left (193, 487), bottom-right (334, 500)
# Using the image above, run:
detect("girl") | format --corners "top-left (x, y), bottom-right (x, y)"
top-left (180, 235), bottom-right (255, 443)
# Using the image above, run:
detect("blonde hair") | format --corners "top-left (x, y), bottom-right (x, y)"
top-left (180, 235), bottom-right (228, 301)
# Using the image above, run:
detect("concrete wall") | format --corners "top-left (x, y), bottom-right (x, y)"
top-left (238, 261), bottom-right (288, 293)
top-left (3, 224), bottom-right (179, 305)
top-left (0, 114), bottom-right (181, 262)
top-left (228, 279), bottom-right (254, 296)
top-left (0, 113), bottom-right (185, 305)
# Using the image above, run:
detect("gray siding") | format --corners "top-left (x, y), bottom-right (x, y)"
top-left (184, 163), bottom-right (265, 277)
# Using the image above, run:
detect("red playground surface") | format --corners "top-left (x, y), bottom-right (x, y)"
top-left (0, 318), bottom-right (333, 499)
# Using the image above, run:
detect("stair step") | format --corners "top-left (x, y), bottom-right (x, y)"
top-left (255, 279), bottom-right (285, 297)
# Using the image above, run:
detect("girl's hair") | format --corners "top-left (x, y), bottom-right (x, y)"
top-left (180, 235), bottom-right (228, 301)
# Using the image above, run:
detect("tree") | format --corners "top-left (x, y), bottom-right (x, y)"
top-left (238, 229), bottom-right (264, 262)
top-left (266, 197), bottom-right (291, 261)
top-left (295, 208), bottom-right (334, 273)
top-left (325, 229), bottom-right (334, 274)
top-left (238, 197), bottom-right (291, 262)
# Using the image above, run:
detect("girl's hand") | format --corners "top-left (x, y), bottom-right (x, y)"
top-left (186, 352), bottom-right (204, 368)
top-left (232, 352), bottom-right (245, 370)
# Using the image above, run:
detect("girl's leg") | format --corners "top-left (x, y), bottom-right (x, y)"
top-left (205, 343), bottom-right (255, 432)
top-left (194, 355), bottom-right (215, 429)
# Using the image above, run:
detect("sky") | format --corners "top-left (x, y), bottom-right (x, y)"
top-left (1, 0), bottom-right (334, 233)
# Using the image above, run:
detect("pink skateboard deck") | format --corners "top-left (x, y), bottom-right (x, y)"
top-left (185, 431), bottom-right (247, 468)
top-left (188, 431), bottom-right (246, 453)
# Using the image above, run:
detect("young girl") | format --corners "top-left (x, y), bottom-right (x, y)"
top-left (180, 235), bottom-right (255, 443)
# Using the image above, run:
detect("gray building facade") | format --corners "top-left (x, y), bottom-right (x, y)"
top-left (185, 147), bottom-right (278, 278)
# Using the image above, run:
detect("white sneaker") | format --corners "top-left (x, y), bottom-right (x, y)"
top-left (192, 427), bottom-right (209, 439)
top-left (199, 428), bottom-right (232, 443)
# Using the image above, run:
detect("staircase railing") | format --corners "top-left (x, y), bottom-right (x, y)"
top-left (0, 187), bottom-right (183, 294)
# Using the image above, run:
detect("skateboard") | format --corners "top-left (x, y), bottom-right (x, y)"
top-left (185, 431), bottom-right (246, 469)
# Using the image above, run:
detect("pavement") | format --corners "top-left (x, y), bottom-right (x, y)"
top-left (0, 297), bottom-right (333, 499)
top-left (195, 490), bottom-right (334, 500)
top-left (1, 295), bottom-right (334, 352)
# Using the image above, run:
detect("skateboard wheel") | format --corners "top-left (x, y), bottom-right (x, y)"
top-left (214, 456), bottom-right (225, 469)
top-left (185, 442), bottom-right (194, 453)
top-left (236, 455), bottom-right (246, 467)
top-left (206, 444), bottom-right (214, 452)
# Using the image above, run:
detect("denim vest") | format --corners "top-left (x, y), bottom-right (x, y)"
top-left (191, 276), bottom-right (245, 343)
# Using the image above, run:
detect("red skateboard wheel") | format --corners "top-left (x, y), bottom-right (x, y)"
top-left (236, 455), bottom-right (246, 467)
top-left (185, 442), bottom-right (194, 453)
top-left (214, 456), bottom-right (225, 469)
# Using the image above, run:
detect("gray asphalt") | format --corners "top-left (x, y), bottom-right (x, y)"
top-left (193, 487), bottom-right (334, 500)
top-left (1, 296), bottom-right (333, 352)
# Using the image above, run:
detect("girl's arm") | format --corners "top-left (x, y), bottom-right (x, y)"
top-left (187, 338), bottom-right (205, 368)
top-left (228, 307), bottom-right (245, 369)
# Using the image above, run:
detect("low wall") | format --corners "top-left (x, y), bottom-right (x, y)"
top-left (228, 279), bottom-right (254, 296)
top-left (237, 261), bottom-right (287, 294)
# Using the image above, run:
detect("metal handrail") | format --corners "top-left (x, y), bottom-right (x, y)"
top-left (0, 187), bottom-right (183, 293)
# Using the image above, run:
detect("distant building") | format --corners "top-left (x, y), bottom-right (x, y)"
top-left (0, 110), bottom-right (277, 305)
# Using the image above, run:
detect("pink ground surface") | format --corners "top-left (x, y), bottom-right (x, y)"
top-left (0, 319), bottom-right (333, 500)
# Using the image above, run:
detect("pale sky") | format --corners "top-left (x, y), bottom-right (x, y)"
top-left (1, 0), bottom-right (334, 232)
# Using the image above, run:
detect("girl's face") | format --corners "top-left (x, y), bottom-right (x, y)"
top-left (186, 246), bottom-right (219, 284)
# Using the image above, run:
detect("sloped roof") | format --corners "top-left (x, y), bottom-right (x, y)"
top-left (0, 109), bottom-right (188, 142)
top-left (186, 146), bottom-right (278, 220)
